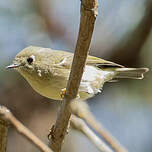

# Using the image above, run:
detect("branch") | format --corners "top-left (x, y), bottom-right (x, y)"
top-left (49, 0), bottom-right (98, 151)
top-left (0, 116), bottom-right (9, 152)
top-left (0, 105), bottom-right (53, 152)
top-left (70, 115), bottom-right (112, 152)
top-left (70, 101), bottom-right (128, 152)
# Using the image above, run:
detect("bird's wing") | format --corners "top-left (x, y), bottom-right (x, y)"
top-left (86, 55), bottom-right (124, 68)
top-left (52, 50), bottom-right (124, 69)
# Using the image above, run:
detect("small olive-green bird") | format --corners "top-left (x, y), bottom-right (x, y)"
top-left (7, 46), bottom-right (148, 100)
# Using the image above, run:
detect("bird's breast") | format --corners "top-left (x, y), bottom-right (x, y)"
top-left (18, 65), bottom-right (115, 100)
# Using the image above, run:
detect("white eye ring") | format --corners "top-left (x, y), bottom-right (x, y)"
top-left (27, 55), bottom-right (35, 64)
top-left (30, 55), bottom-right (35, 61)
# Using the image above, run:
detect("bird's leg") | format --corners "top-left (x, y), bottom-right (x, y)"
top-left (60, 88), bottom-right (80, 99)
top-left (60, 88), bottom-right (66, 99)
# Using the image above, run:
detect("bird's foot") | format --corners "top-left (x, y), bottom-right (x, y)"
top-left (60, 88), bottom-right (66, 99)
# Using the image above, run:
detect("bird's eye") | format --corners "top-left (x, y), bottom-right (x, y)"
top-left (27, 57), bottom-right (34, 64)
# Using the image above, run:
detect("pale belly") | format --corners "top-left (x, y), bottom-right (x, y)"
top-left (24, 66), bottom-right (116, 100)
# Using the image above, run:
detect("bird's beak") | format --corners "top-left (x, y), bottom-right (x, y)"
top-left (6, 63), bottom-right (21, 69)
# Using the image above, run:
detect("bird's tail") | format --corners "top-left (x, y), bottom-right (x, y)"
top-left (115, 68), bottom-right (149, 79)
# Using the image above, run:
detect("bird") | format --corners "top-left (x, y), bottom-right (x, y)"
top-left (7, 46), bottom-right (149, 100)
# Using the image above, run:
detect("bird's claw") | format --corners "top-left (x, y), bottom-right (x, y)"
top-left (60, 88), bottom-right (66, 99)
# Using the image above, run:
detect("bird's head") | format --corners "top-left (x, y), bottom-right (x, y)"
top-left (6, 46), bottom-right (54, 79)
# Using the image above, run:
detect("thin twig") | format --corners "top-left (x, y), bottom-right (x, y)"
top-left (0, 116), bottom-right (9, 152)
top-left (0, 105), bottom-right (53, 152)
top-left (70, 115), bottom-right (112, 152)
top-left (70, 101), bottom-right (128, 152)
top-left (49, 0), bottom-right (98, 151)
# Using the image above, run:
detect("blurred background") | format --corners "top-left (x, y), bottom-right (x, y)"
top-left (0, 0), bottom-right (152, 151)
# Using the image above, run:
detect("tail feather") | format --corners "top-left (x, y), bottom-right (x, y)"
top-left (115, 68), bottom-right (149, 79)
